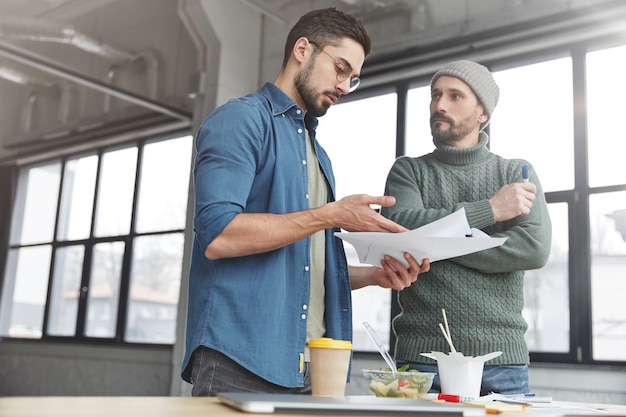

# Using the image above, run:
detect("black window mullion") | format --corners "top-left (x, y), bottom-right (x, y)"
top-left (395, 82), bottom-right (409, 158)
top-left (75, 243), bottom-right (93, 339)
top-left (75, 150), bottom-right (104, 339)
top-left (40, 158), bottom-right (66, 338)
top-left (115, 237), bottom-right (132, 343)
top-left (114, 142), bottom-right (144, 342)
top-left (570, 46), bottom-right (593, 363)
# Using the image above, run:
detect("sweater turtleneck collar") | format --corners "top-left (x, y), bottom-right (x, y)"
top-left (432, 131), bottom-right (492, 166)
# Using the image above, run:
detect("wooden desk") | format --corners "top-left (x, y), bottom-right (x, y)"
top-left (1, 396), bottom-right (625, 417)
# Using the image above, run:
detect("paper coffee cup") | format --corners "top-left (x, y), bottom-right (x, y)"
top-left (308, 337), bottom-right (352, 396)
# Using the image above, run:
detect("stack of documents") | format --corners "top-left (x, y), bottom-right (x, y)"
top-left (334, 208), bottom-right (507, 267)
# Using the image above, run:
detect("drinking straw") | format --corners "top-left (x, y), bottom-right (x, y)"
top-left (439, 309), bottom-right (457, 352)
top-left (363, 321), bottom-right (397, 376)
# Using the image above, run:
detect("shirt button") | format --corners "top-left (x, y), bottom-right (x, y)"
top-left (297, 128), bottom-right (303, 134)
top-left (303, 304), bottom-right (308, 310)
top-left (305, 193), bottom-right (309, 200)
top-left (304, 266), bottom-right (310, 272)
top-left (296, 109), bottom-right (302, 115)
top-left (301, 314), bottom-right (307, 320)
top-left (302, 160), bottom-right (307, 165)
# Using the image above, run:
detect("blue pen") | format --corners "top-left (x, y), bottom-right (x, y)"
top-left (522, 165), bottom-right (529, 182)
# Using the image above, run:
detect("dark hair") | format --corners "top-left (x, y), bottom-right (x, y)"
top-left (281, 7), bottom-right (372, 68)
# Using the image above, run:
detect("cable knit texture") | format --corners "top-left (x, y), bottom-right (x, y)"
top-left (381, 132), bottom-right (552, 366)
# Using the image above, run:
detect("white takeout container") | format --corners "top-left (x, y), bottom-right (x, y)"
top-left (421, 351), bottom-right (502, 399)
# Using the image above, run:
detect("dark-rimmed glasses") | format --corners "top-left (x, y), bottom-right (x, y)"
top-left (309, 41), bottom-right (361, 93)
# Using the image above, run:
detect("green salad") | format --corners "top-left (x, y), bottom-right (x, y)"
top-left (364, 365), bottom-right (434, 399)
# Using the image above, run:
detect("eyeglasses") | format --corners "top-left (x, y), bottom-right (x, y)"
top-left (309, 41), bottom-right (361, 93)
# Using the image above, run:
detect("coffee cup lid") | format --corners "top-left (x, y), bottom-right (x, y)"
top-left (308, 337), bottom-right (352, 349)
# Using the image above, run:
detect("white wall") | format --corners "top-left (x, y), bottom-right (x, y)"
top-left (197, 0), bottom-right (262, 106)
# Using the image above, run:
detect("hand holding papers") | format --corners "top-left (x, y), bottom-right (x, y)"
top-left (334, 208), bottom-right (507, 267)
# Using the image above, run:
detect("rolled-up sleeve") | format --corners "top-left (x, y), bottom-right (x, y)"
top-left (192, 99), bottom-right (265, 251)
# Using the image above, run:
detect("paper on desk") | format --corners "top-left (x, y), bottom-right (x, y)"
top-left (334, 208), bottom-right (507, 267)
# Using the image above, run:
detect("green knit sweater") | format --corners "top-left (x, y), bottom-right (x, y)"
top-left (381, 132), bottom-right (552, 365)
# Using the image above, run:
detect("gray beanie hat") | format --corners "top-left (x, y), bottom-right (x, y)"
top-left (431, 60), bottom-right (500, 129)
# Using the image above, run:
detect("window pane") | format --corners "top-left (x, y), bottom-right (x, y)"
top-left (47, 245), bottom-right (85, 336)
top-left (524, 203), bottom-right (570, 352)
top-left (136, 136), bottom-right (192, 233)
top-left (85, 241), bottom-right (125, 338)
top-left (316, 93), bottom-right (398, 351)
top-left (590, 192), bottom-right (626, 361)
top-left (94, 147), bottom-right (137, 237)
top-left (586, 45), bottom-right (626, 187)
top-left (406, 85), bottom-right (436, 158)
top-left (491, 58), bottom-right (574, 192)
top-left (57, 155), bottom-right (98, 241)
top-left (0, 246), bottom-right (52, 338)
top-left (10, 162), bottom-right (61, 245)
top-left (316, 93), bottom-right (398, 199)
top-left (125, 233), bottom-right (183, 343)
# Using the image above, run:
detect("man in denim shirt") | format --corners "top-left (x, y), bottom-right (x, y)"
top-left (182, 8), bottom-right (430, 396)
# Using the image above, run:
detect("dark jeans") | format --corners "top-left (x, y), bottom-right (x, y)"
top-left (395, 361), bottom-right (530, 396)
top-left (190, 346), bottom-right (312, 396)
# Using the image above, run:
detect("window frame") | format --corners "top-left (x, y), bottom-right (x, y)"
top-left (347, 36), bottom-right (626, 368)
top-left (0, 132), bottom-right (192, 346)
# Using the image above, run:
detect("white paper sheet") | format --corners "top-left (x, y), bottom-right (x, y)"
top-left (334, 208), bottom-right (507, 267)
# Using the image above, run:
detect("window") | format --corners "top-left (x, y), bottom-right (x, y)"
top-left (587, 45), bottom-right (626, 188)
top-left (490, 58), bottom-right (575, 192)
top-left (406, 86), bottom-right (436, 158)
top-left (523, 203), bottom-right (570, 353)
top-left (316, 92), bottom-right (398, 352)
top-left (0, 135), bottom-right (192, 344)
top-left (586, 44), bottom-right (626, 361)
top-left (48, 245), bottom-right (84, 336)
top-left (322, 41), bottom-right (626, 366)
top-left (589, 192), bottom-right (626, 361)
top-left (490, 58), bottom-right (574, 355)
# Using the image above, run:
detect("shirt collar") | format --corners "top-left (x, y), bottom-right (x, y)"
top-left (260, 82), bottom-right (300, 116)
top-left (260, 82), bottom-right (319, 131)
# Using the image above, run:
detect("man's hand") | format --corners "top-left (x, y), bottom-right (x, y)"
top-left (323, 194), bottom-right (408, 233)
top-left (350, 253), bottom-right (430, 291)
top-left (489, 182), bottom-right (536, 222)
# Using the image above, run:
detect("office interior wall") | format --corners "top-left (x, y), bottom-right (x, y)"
top-left (0, 342), bottom-right (171, 396)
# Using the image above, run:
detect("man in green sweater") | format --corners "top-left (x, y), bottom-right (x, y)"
top-left (381, 60), bottom-right (552, 395)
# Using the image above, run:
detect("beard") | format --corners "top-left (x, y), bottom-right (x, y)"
top-left (430, 112), bottom-right (478, 144)
top-left (294, 59), bottom-right (338, 117)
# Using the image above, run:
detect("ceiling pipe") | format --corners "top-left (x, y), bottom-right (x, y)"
top-left (0, 40), bottom-right (191, 122)
top-left (0, 16), bottom-right (134, 61)
top-left (0, 16), bottom-right (161, 105)
top-left (0, 65), bottom-right (39, 85)
top-left (238, 0), bottom-right (287, 25)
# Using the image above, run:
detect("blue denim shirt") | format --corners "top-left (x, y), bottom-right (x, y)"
top-left (181, 83), bottom-right (352, 388)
